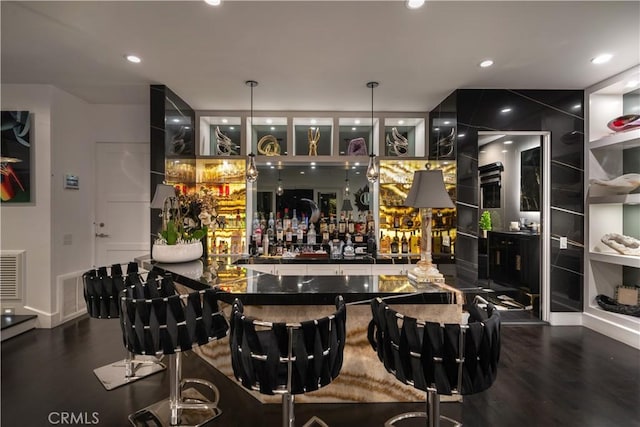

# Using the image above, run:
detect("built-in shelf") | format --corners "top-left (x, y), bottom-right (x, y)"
top-left (588, 193), bottom-right (640, 205)
top-left (585, 305), bottom-right (640, 330)
top-left (589, 128), bottom-right (640, 151)
top-left (589, 251), bottom-right (640, 268)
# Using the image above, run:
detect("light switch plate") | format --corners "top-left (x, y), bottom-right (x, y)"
top-left (559, 236), bottom-right (567, 249)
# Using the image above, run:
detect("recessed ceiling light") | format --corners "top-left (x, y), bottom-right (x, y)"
top-left (591, 54), bottom-right (612, 64)
top-left (352, 166), bottom-right (356, 169)
top-left (355, 162), bottom-right (360, 166)
top-left (300, 171), bottom-right (305, 175)
top-left (444, 121), bottom-right (451, 125)
top-left (501, 149), bottom-right (509, 153)
top-left (354, 120), bottom-right (361, 125)
top-left (458, 133), bottom-right (466, 138)
top-left (270, 126), bottom-right (275, 131)
top-left (310, 127), bottom-right (316, 130)
top-left (434, 127), bottom-right (440, 131)
top-left (125, 54), bottom-right (141, 63)
top-left (352, 127), bottom-right (357, 131)
top-left (572, 104), bottom-right (581, 110)
top-left (266, 162), bottom-right (272, 166)
top-left (479, 59), bottom-right (494, 68)
top-left (311, 162), bottom-right (316, 166)
top-left (398, 120), bottom-right (405, 125)
top-left (172, 118), bottom-right (180, 123)
top-left (204, 0), bottom-right (221, 5)
top-left (266, 119), bottom-right (273, 124)
top-left (443, 161), bottom-right (449, 165)
top-left (626, 80), bottom-right (639, 88)
top-left (310, 119), bottom-right (317, 124)
top-left (222, 119), bottom-right (228, 123)
top-left (270, 166), bottom-right (275, 169)
top-left (311, 166), bottom-right (316, 169)
top-left (229, 126), bottom-right (235, 130)
top-left (500, 107), bottom-right (512, 113)
top-left (184, 126), bottom-right (190, 130)
top-left (503, 140), bottom-right (513, 145)
top-left (406, 0), bottom-right (425, 9)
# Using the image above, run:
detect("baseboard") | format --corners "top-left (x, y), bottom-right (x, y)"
top-left (548, 312), bottom-right (583, 326)
top-left (22, 305), bottom-right (58, 328)
top-left (583, 312), bottom-right (640, 350)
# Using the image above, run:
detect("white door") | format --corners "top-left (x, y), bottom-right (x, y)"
top-left (94, 142), bottom-right (150, 267)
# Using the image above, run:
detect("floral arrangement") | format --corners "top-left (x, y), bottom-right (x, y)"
top-left (479, 211), bottom-right (493, 231)
top-left (155, 187), bottom-right (218, 245)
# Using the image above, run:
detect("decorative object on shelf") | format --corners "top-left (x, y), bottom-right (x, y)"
top-left (479, 211), bottom-right (492, 238)
top-left (276, 169), bottom-right (284, 196)
top-left (151, 184), bottom-right (218, 263)
top-left (308, 127), bottom-right (320, 156)
top-left (589, 173), bottom-right (640, 195)
top-left (301, 197), bottom-right (320, 223)
top-left (353, 185), bottom-right (370, 211)
top-left (404, 165), bottom-right (455, 283)
top-left (606, 114), bottom-right (640, 133)
top-left (436, 128), bottom-right (455, 158)
top-left (245, 80), bottom-right (259, 183)
top-left (601, 233), bottom-right (640, 256)
top-left (366, 81), bottom-right (380, 183)
top-left (616, 285), bottom-right (640, 306)
top-left (257, 134), bottom-right (281, 156)
top-left (347, 137), bottom-right (368, 155)
top-left (215, 126), bottom-right (237, 156)
top-left (385, 127), bottom-right (409, 156)
top-left (595, 294), bottom-right (640, 317)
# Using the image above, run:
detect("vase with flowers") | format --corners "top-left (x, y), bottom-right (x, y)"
top-left (479, 210), bottom-right (492, 238)
top-left (152, 186), bottom-right (218, 263)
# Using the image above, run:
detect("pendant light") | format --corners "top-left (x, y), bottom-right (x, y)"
top-left (276, 169), bottom-right (284, 196)
top-left (366, 81), bottom-right (379, 183)
top-left (245, 80), bottom-right (259, 183)
top-left (344, 169), bottom-right (350, 196)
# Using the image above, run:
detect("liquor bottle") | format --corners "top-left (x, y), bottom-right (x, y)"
top-left (401, 232), bottom-right (409, 254)
top-left (291, 208), bottom-right (299, 231)
top-left (393, 213), bottom-right (401, 229)
top-left (343, 234), bottom-right (355, 257)
top-left (367, 229), bottom-right (377, 256)
top-left (321, 223), bottom-right (330, 244)
top-left (391, 232), bottom-right (400, 254)
top-left (307, 223), bottom-right (317, 245)
top-left (432, 230), bottom-right (442, 254)
top-left (380, 233), bottom-right (391, 253)
top-left (235, 209), bottom-right (242, 229)
top-left (441, 229), bottom-right (451, 254)
top-left (296, 225), bottom-right (304, 244)
top-left (301, 212), bottom-right (308, 232)
top-left (252, 212), bottom-right (260, 233)
top-left (276, 217), bottom-right (284, 242)
top-left (262, 234), bottom-right (269, 256)
top-left (366, 211), bottom-right (375, 233)
top-left (328, 214), bottom-right (336, 235)
top-left (276, 238), bottom-right (284, 256)
top-left (347, 212), bottom-right (355, 235)
top-left (268, 212), bottom-right (275, 230)
top-left (283, 208), bottom-right (291, 231)
top-left (410, 231), bottom-right (420, 254)
top-left (285, 223), bottom-right (293, 246)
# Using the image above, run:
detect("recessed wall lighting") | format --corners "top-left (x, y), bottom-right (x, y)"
top-left (229, 126), bottom-right (235, 130)
top-left (270, 166), bottom-right (275, 169)
top-left (591, 54), bottom-right (613, 64)
top-left (265, 119), bottom-right (273, 124)
top-left (310, 119), bottom-right (317, 124)
top-left (444, 121), bottom-right (451, 125)
top-left (300, 171), bottom-right (305, 175)
top-left (626, 80), bottom-right (639, 88)
top-left (310, 162), bottom-right (316, 166)
top-left (270, 126), bottom-right (275, 131)
top-left (172, 118), bottom-right (180, 123)
top-left (354, 162), bottom-right (360, 166)
top-left (500, 107), bottom-right (512, 113)
top-left (503, 140), bottom-right (513, 145)
top-left (352, 127), bottom-right (357, 131)
top-left (354, 120), bottom-right (361, 125)
top-left (398, 120), bottom-right (405, 125)
top-left (479, 59), bottom-right (494, 68)
top-left (311, 166), bottom-right (316, 169)
top-left (222, 119), bottom-right (228, 123)
top-left (266, 162), bottom-right (272, 166)
top-left (204, 0), bottom-right (221, 5)
top-left (458, 133), bottom-right (466, 138)
top-left (406, 0), bottom-right (425, 9)
top-left (572, 104), bottom-right (581, 110)
top-left (352, 166), bottom-right (356, 169)
top-left (125, 54), bottom-right (141, 63)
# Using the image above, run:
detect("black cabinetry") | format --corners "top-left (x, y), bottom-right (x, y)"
top-left (488, 231), bottom-right (540, 294)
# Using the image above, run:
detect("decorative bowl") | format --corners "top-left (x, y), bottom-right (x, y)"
top-left (152, 242), bottom-right (203, 263)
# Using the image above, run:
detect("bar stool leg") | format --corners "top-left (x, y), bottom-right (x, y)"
top-left (427, 390), bottom-right (440, 427)
top-left (170, 354), bottom-right (181, 426)
top-left (283, 393), bottom-right (295, 427)
top-left (93, 349), bottom-right (165, 391)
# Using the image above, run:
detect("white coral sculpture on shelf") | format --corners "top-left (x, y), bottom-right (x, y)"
top-left (601, 233), bottom-right (640, 256)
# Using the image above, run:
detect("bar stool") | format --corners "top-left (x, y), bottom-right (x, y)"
top-left (82, 262), bottom-right (165, 390)
top-left (367, 298), bottom-right (501, 427)
top-left (230, 296), bottom-right (346, 427)
top-left (120, 278), bottom-right (229, 427)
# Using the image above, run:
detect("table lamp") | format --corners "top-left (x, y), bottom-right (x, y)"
top-left (404, 167), bottom-right (454, 283)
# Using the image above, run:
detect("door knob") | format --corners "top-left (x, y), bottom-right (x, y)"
top-left (95, 233), bottom-right (111, 238)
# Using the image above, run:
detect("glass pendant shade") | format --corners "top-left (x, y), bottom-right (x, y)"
top-left (366, 154), bottom-right (379, 183)
top-left (246, 153), bottom-right (258, 183)
top-left (276, 180), bottom-right (284, 196)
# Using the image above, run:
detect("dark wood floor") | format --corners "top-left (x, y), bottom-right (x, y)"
top-left (2, 315), bottom-right (639, 427)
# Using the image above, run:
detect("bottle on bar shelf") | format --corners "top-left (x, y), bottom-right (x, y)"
top-left (401, 232), bottom-right (409, 254)
top-left (380, 233), bottom-right (391, 253)
top-left (283, 208), bottom-right (291, 231)
top-left (442, 229), bottom-right (451, 254)
top-left (391, 231), bottom-right (400, 254)
top-left (268, 211), bottom-right (275, 230)
top-left (291, 208), bottom-right (298, 231)
top-left (307, 223), bottom-right (317, 245)
top-left (347, 212), bottom-right (355, 235)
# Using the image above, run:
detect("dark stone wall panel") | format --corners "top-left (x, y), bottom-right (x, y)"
top-left (550, 266), bottom-right (582, 312)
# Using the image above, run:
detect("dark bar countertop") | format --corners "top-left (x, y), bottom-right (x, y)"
top-left (140, 256), bottom-right (461, 306)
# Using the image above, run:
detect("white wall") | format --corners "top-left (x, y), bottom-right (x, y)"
top-left (1, 84), bottom-right (149, 327)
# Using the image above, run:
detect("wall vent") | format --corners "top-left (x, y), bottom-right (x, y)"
top-left (0, 250), bottom-right (25, 300)
top-left (57, 271), bottom-right (86, 323)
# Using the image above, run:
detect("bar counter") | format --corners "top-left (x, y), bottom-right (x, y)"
top-left (142, 255), bottom-right (462, 306)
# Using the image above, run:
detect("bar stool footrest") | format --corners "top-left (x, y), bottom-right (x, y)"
top-left (384, 412), bottom-right (461, 427)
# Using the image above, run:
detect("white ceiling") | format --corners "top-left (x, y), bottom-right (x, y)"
top-left (2, 1), bottom-right (639, 112)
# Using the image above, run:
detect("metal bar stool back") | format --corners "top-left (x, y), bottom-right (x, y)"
top-left (120, 278), bottom-right (229, 427)
top-left (367, 298), bottom-right (501, 427)
top-left (230, 296), bottom-right (347, 427)
top-left (82, 262), bottom-right (166, 390)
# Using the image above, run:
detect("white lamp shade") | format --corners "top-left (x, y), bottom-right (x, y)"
top-left (404, 170), bottom-right (454, 208)
top-left (150, 184), bottom-right (176, 209)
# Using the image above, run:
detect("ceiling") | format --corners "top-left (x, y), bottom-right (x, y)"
top-left (2, 1), bottom-right (639, 112)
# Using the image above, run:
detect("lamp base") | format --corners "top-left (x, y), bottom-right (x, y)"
top-left (408, 261), bottom-right (446, 284)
